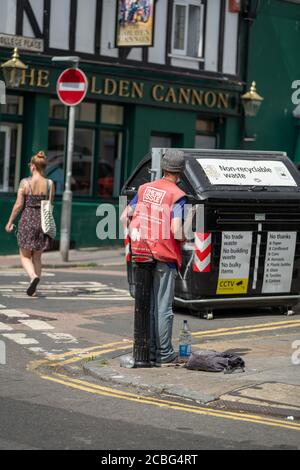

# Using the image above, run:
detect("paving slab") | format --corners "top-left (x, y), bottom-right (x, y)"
top-left (0, 247), bottom-right (125, 269)
top-left (83, 333), bottom-right (300, 417)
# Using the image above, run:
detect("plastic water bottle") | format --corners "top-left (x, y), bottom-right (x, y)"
top-left (120, 354), bottom-right (135, 368)
top-left (179, 320), bottom-right (192, 359)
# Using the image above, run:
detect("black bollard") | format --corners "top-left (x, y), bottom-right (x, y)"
top-left (133, 262), bottom-right (154, 368)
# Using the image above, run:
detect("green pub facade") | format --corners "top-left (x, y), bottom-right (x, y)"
top-left (0, 0), bottom-right (299, 254)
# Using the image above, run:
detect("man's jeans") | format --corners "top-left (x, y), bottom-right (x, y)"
top-left (150, 262), bottom-right (177, 363)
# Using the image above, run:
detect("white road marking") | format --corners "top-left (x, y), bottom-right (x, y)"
top-left (18, 320), bottom-right (55, 331)
top-left (46, 297), bottom-right (132, 301)
top-left (28, 347), bottom-right (47, 354)
top-left (43, 332), bottom-right (79, 344)
top-left (0, 271), bottom-right (54, 277)
top-left (0, 280), bottom-right (132, 301)
top-left (2, 333), bottom-right (39, 345)
top-left (0, 322), bottom-right (13, 331)
top-left (0, 304), bottom-right (6, 308)
top-left (0, 309), bottom-right (29, 318)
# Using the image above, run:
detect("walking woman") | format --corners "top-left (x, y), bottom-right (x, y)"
top-left (5, 151), bottom-right (55, 297)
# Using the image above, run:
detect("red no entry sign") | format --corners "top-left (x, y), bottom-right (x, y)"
top-left (57, 68), bottom-right (88, 106)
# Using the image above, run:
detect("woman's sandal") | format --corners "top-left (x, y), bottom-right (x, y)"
top-left (27, 277), bottom-right (40, 297)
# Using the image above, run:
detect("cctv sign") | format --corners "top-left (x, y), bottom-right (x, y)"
top-left (198, 159), bottom-right (297, 187)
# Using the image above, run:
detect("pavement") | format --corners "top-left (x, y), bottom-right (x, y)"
top-left (82, 324), bottom-right (300, 420)
top-left (0, 247), bottom-right (125, 269)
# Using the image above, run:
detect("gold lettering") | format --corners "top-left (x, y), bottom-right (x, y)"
top-left (179, 88), bottom-right (191, 105)
top-left (191, 89), bottom-right (203, 106)
top-left (165, 87), bottom-right (177, 104)
top-left (152, 84), bottom-right (164, 102)
top-left (104, 78), bottom-right (117, 96)
top-left (37, 69), bottom-right (49, 88)
top-left (21, 67), bottom-right (35, 87)
top-left (204, 91), bottom-right (217, 108)
top-left (119, 80), bottom-right (130, 97)
top-left (91, 76), bottom-right (102, 94)
top-left (131, 82), bottom-right (144, 99)
top-left (217, 93), bottom-right (229, 109)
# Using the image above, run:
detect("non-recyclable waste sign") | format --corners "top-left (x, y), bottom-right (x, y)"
top-left (217, 232), bottom-right (252, 295)
top-left (197, 159), bottom-right (297, 187)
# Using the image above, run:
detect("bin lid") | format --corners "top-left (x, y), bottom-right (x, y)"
top-left (183, 150), bottom-right (300, 201)
top-left (122, 150), bottom-right (300, 202)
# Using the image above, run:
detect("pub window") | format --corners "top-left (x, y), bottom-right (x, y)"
top-left (47, 126), bottom-right (95, 196)
top-left (75, 102), bottom-right (97, 123)
top-left (49, 100), bottom-right (96, 122)
top-left (171, 0), bottom-right (205, 58)
top-left (49, 99), bottom-right (68, 120)
top-left (0, 94), bottom-right (23, 193)
top-left (101, 105), bottom-right (124, 125)
top-left (195, 119), bottom-right (217, 149)
top-left (72, 129), bottom-right (95, 195)
top-left (1, 95), bottom-right (23, 116)
top-left (46, 127), bottom-right (67, 195)
top-left (97, 130), bottom-right (123, 198)
top-left (48, 101), bottom-right (125, 198)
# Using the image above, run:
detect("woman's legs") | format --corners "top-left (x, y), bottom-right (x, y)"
top-left (32, 250), bottom-right (43, 278)
top-left (19, 248), bottom-right (37, 280)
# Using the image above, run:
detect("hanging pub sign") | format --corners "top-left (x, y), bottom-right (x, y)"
top-left (116, 0), bottom-right (155, 47)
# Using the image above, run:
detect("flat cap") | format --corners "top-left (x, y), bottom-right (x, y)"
top-left (161, 149), bottom-right (185, 173)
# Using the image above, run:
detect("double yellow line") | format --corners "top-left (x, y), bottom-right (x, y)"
top-left (41, 372), bottom-right (300, 433)
top-left (192, 319), bottom-right (300, 339)
top-left (28, 340), bottom-right (133, 371)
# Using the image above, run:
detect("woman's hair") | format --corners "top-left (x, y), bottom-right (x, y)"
top-left (30, 150), bottom-right (48, 174)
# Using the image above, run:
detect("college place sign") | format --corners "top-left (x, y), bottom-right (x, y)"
top-left (14, 66), bottom-right (239, 115)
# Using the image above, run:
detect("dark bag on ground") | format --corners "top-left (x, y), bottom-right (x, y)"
top-left (186, 349), bottom-right (245, 373)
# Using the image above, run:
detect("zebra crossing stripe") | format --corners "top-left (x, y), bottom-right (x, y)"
top-left (43, 332), bottom-right (79, 343)
top-left (0, 322), bottom-right (13, 331)
top-left (0, 309), bottom-right (29, 318)
top-left (18, 320), bottom-right (55, 331)
top-left (2, 333), bottom-right (39, 345)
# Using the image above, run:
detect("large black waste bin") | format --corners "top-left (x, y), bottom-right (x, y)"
top-left (122, 149), bottom-right (300, 318)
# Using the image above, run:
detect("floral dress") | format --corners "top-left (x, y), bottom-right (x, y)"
top-left (17, 178), bottom-right (53, 252)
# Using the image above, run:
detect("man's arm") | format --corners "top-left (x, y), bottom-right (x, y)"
top-left (171, 196), bottom-right (187, 241)
top-left (120, 194), bottom-right (138, 228)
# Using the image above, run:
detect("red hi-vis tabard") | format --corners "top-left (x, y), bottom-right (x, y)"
top-left (129, 179), bottom-right (186, 269)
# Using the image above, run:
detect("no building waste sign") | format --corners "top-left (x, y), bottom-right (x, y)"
top-left (217, 232), bottom-right (252, 295)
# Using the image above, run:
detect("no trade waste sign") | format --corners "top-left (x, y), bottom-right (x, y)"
top-left (57, 68), bottom-right (88, 106)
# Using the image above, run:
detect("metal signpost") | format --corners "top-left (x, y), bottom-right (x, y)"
top-left (55, 62), bottom-right (88, 261)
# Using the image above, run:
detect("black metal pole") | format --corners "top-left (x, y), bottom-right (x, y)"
top-left (133, 262), bottom-right (153, 368)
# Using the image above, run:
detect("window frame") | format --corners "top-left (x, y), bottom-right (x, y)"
top-left (171, 0), bottom-right (205, 59)
top-left (195, 117), bottom-right (219, 149)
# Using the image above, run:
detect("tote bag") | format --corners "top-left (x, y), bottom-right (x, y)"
top-left (41, 180), bottom-right (56, 239)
